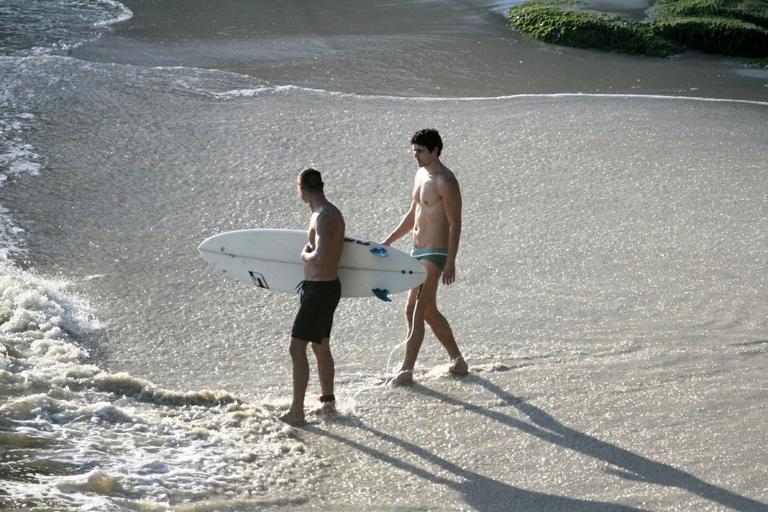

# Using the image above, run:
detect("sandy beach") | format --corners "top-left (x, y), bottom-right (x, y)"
top-left (1, 1), bottom-right (767, 510)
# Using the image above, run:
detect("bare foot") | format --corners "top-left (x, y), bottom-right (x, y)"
top-left (389, 369), bottom-right (413, 386)
top-left (279, 410), bottom-right (305, 426)
top-left (448, 355), bottom-right (468, 375)
top-left (311, 401), bottom-right (337, 416)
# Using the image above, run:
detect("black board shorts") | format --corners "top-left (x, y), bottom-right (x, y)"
top-left (291, 279), bottom-right (342, 343)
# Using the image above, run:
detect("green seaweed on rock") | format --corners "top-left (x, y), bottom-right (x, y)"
top-left (508, 0), bottom-right (768, 59)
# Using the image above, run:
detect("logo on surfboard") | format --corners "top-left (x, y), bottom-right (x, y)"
top-left (248, 271), bottom-right (269, 289)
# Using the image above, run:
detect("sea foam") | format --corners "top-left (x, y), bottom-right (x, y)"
top-left (1, 264), bottom-right (324, 509)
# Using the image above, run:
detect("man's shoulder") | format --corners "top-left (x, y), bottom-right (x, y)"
top-left (317, 200), bottom-right (341, 213)
top-left (316, 203), bottom-right (344, 226)
top-left (437, 165), bottom-right (459, 187)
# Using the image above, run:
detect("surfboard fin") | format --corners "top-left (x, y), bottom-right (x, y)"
top-left (372, 288), bottom-right (392, 302)
top-left (370, 247), bottom-right (388, 257)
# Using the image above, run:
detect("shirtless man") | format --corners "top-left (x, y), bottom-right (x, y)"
top-left (382, 129), bottom-right (467, 385)
top-left (281, 168), bottom-right (345, 425)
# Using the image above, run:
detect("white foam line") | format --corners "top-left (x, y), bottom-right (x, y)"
top-left (3, 54), bottom-right (764, 107)
top-left (93, 0), bottom-right (134, 27)
top-left (268, 85), bottom-right (768, 107)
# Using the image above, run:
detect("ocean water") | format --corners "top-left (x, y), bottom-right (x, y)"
top-left (1, 1), bottom-right (767, 511)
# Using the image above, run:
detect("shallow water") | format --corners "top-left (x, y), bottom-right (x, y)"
top-left (1, 1), bottom-right (767, 510)
top-left (74, 0), bottom-right (768, 100)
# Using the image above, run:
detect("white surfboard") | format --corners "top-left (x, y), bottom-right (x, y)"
top-left (198, 229), bottom-right (426, 301)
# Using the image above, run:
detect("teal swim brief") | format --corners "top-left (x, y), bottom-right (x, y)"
top-left (411, 247), bottom-right (448, 271)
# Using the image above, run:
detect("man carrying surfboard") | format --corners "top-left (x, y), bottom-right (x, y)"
top-left (382, 128), bottom-right (468, 385)
top-left (281, 168), bottom-right (346, 425)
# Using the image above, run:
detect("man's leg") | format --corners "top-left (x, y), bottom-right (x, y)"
top-left (310, 338), bottom-right (335, 398)
top-left (392, 262), bottom-right (441, 384)
top-left (281, 337), bottom-right (310, 424)
top-left (390, 288), bottom-right (419, 385)
top-left (404, 287), bottom-right (417, 338)
top-left (424, 300), bottom-right (467, 373)
top-left (424, 305), bottom-right (461, 360)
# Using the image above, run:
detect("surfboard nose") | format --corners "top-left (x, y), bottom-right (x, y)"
top-left (198, 233), bottom-right (227, 256)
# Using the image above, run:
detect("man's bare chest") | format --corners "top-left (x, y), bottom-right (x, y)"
top-left (415, 179), bottom-right (441, 208)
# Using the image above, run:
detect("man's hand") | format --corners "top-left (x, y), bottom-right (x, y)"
top-left (442, 260), bottom-right (456, 285)
top-left (301, 243), bottom-right (314, 261)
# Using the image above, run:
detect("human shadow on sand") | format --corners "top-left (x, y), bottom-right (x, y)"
top-left (310, 423), bottom-right (648, 512)
top-left (308, 374), bottom-right (767, 511)
top-left (309, 415), bottom-right (648, 511)
top-left (410, 376), bottom-right (767, 512)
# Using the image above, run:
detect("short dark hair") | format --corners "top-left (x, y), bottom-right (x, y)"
top-left (411, 128), bottom-right (443, 156)
top-left (298, 168), bottom-right (324, 192)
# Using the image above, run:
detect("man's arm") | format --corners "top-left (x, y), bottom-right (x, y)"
top-left (302, 213), bottom-right (334, 265)
top-left (441, 177), bottom-right (462, 285)
top-left (381, 199), bottom-right (416, 246)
